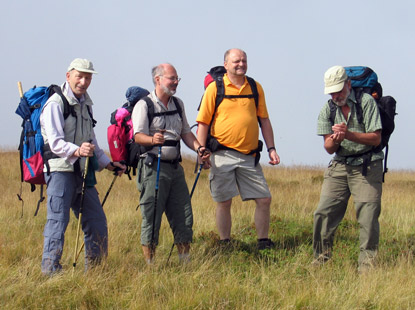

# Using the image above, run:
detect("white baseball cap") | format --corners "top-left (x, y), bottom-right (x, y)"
top-left (67, 58), bottom-right (98, 74)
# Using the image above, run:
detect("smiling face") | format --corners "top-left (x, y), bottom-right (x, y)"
top-left (156, 64), bottom-right (179, 96)
top-left (66, 70), bottom-right (92, 98)
top-left (224, 49), bottom-right (248, 77)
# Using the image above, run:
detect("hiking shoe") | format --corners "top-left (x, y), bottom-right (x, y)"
top-left (216, 238), bottom-right (232, 251)
top-left (218, 239), bottom-right (231, 246)
top-left (178, 253), bottom-right (191, 264)
top-left (257, 238), bottom-right (275, 250)
top-left (358, 257), bottom-right (376, 274)
top-left (41, 259), bottom-right (62, 277)
top-left (311, 254), bottom-right (330, 267)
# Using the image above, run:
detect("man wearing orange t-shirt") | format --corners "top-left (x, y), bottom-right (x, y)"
top-left (196, 48), bottom-right (280, 250)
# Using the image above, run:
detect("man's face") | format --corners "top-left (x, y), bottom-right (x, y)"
top-left (331, 81), bottom-right (351, 107)
top-left (66, 70), bottom-right (92, 98)
top-left (157, 65), bottom-right (179, 96)
top-left (224, 50), bottom-right (247, 76)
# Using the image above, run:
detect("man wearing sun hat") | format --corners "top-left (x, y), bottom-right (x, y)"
top-left (39, 58), bottom-right (126, 276)
top-left (312, 65), bottom-right (384, 273)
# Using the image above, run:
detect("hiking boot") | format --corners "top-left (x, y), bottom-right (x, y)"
top-left (257, 238), bottom-right (275, 250)
top-left (311, 254), bottom-right (330, 267)
top-left (177, 243), bottom-right (191, 264)
top-left (358, 257), bottom-right (376, 274)
top-left (142, 245), bottom-right (156, 265)
top-left (41, 258), bottom-right (62, 277)
top-left (215, 238), bottom-right (232, 251)
top-left (218, 238), bottom-right (231, 244)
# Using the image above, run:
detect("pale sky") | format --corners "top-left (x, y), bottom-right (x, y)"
top-left (1, 0), bottom-right (413, 169)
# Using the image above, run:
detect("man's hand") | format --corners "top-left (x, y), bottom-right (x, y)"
top-left (332, 122), bottom-right (347, 134)
top-left (152, 129), bottom-right (166, 146)
top-left (197, 146), bottom-right (212, 169)
top-left (268, 149), bottom-right (280, 165)
top-left (77, 141), bottom-right (95, 157)
top-left (106, 161), bottom-right (127, 176)
top-left (330, 122), bottom-right (347, 144)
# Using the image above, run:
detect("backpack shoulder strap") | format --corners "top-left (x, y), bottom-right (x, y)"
top-left (49, 84), bottom-right (97, 127)
top-left (48, 85), bottom-right (75, 120)
top-left (354, 90), bottom-right (364, 124)
top-left (211, 75), bottom-right (260, 127)
top-left (328, 99), bottom-right (337, 125)
top-left (214, 76), bottom-right (225, 111)
top-left (329, 93), bottom-right (364, 126)
top-left (141, 96), bottom-right (155, 124)
top-left (86, 105), bottom-right (97, 127)
top-left (246, 76), bottom-right (259, 108)
top-left (246, 76), bottom-right (261, 127)
top-left (171, 96), bottom-right (183, 119)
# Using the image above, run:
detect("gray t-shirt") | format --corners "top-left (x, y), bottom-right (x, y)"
top-left (131, 90), bottom-right (191, 160)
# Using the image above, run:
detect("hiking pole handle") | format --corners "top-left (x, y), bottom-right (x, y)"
top-left (17, 81), bottom-right (23, 98)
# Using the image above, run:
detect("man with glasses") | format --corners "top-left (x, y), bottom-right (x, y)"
top-left (132, 63), bottom-right (210, 264)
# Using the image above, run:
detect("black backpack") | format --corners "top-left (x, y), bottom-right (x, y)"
top-left (328, 66), bottom-right (397, 180)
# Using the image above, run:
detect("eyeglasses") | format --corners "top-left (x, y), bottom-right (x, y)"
top-left (161, 76), bottom-right (181, 82)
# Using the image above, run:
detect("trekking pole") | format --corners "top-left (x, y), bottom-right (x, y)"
top-left (17, 82), bottom-right (25, 217)
top-left (74, 171), bottom-right (119, 260)
top-left (150, 144), bottom-right (162, 254)
top-left (72, 155), bottom-right (90, 275)
top-left (18, 81), bottom-right (23, 97)
top-left (33, 186), bottom-right (45, 216)
top-left (102, 173), bottom-right (118, 206)
top-left (190, 162), bottom-right (203, 199)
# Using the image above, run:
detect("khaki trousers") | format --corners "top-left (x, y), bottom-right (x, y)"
top-left (313, 160), bottom-right (383, 266)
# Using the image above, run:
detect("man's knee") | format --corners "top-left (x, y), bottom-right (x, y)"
top-left (217, 199), bottom-right (232, 209)
top-left (255, 197), bottom-right (271, 208)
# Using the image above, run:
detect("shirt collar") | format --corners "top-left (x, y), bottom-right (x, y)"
top-left (63, 81), bottom-right (85, 103)
top-left (150, 90), bottom-right (170, 110)
top-left (223, 73), bottom-right (248, 88)
top-left (345, 89), bottom-right (357, 108)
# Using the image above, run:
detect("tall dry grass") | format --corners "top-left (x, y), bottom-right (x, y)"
top-left (1, 151), bottom-right (415, 309)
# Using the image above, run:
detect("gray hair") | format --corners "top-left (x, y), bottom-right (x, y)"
top-left (151, 65), bottom-right (165, 86)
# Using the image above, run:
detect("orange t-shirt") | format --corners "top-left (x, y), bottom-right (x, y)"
top-left (196, 74), bottom-right (269, 154)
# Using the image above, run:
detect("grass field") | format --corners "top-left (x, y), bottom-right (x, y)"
top-left (1, 151), bottom-right (415, 309)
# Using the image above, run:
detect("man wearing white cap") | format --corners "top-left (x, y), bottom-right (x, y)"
top-left (39, 58), bottom-right (126, 275)
top-left (313, 65), bottom-right (383, 272)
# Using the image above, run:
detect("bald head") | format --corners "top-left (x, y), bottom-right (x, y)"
top-left (152, 63), bottom-right (179, 98)
top-left (152, 63), bottom-right (176, 86)
top-left (224, 49), bottom-right (248, 78)
top-left (224, 48), bottom-right (247, 62)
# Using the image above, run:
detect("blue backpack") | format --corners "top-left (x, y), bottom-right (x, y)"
top-left (15, 84), bottom-right (73, 215)
top-left (328, 66), bottom-right (397, 181)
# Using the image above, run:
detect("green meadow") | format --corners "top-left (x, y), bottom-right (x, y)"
top-left (2, 151), bottom-right (415, 309)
